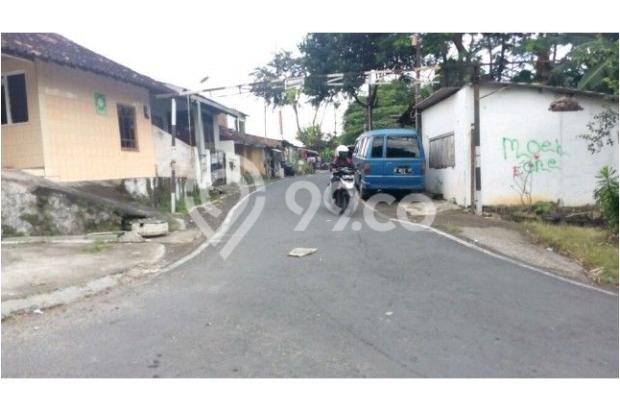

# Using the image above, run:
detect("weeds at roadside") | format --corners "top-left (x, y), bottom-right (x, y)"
top-left (522, 221), bottom-right (618, 285)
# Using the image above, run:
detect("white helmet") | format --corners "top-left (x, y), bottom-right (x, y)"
top-left (335, 145), bottom-right (349, 157)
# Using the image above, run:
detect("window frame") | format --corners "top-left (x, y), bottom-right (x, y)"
top-left (428, 132), bottom-right (455, 169)
top-left (355, 135), bottom-right (367, 158)
top-left (385, 134), bottom-right (420, 159)
top-left (370, 135), bottom-right (386, 159)
top-left (1, 70), bottom-right (29, 126)
top-left (117, 103), bottom-right (139, 151)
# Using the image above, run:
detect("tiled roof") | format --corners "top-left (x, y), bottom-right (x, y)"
top-left (219, 127), bottom-right (282, 149)
top-left (1, 33), bottom-right (170, 93)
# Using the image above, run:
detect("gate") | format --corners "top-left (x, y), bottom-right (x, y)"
top-left (210, 150), bottom-right (227, 185)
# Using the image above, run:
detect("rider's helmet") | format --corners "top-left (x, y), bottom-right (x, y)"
top-left (335, 145), bottom-right (349, 158)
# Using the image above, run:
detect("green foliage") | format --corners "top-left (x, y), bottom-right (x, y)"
top-left (594, 166), bottom-right (619, 232)
top-left (556, 34), bottom-right (619, 96)
top-left (579, 108), bottom-right (619, 154)
top-left (297, 124), bottom-right (323, 147)
top-left (1, 224), bottom-right (24, 238)
top-left (299, 33), bottom-right (415, 105)
top-left (339, 79), bottom-right (414, 145)
top-left (250, 51), bottom-right (304, 107)
top-left (532, 201), bottom-right (555, 215)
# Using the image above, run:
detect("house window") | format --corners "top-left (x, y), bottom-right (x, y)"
top-left (428, 132), bottom-right (455, 168)
top-left (1, 73), bottom-right (29, 125)
top-left (117, 104), bottom-right (137, 149)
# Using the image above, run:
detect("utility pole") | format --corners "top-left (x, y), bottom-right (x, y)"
top-left (334, 101), bottom-right (338, 136)
top-left (264, 103), bottom-right (267, 137)
top-left (367, 82), bottom-right (373, 131)
top-left (411, 34), bottom-right (422, 136)
top-left (170, 98), bottom-right (177, 213)
top-left (472, 62), bottom-right (482, 216)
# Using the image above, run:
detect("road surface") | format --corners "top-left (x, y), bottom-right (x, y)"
top-left (2, 174), bottom-right (618, 377)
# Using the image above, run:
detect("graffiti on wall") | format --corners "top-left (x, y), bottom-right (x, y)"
top-left (502, 137), bottom-right (564, 177)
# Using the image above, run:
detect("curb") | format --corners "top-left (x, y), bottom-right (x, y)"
top-left (2, 232), bottom-right (124, 245)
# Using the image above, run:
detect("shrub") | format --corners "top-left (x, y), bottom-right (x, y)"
top-left (533, 201), bottom-right (555, 215)
top-left (594, 166), bottom-right (619, 232)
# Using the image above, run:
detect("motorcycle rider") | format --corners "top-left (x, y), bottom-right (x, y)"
top-left (331, 145), bottom-right (352, 174)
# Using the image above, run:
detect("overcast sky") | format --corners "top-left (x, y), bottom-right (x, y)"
top-left (61, 30), bottom-right (346, 140)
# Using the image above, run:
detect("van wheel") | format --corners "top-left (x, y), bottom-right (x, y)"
top-left (359, 184), bottom-right (372, 200)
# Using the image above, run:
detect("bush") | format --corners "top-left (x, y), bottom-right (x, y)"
top-left (594, 166), bottom-right (619, 232)
top-left (532, 201), bottom-right (555, 215)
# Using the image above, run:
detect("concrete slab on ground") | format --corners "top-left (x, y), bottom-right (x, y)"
top-left (1, 242), bottom-right (166, 302)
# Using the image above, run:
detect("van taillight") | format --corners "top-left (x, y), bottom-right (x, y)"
top-left (363, 163), bottom-right (371, 175)
top-left (421, 162), bottom-right (426, 176)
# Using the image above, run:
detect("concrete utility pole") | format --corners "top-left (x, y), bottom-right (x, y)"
top-left (264, 103), bottom-right (267, 137)
top-left (411, 34), bottom-right (422, 136)
top-left (170, 98), bottom-right (177, 213)
top-left (367, 82), bottom-right (373, 131)
top-left (472, 63), bottom-right (482, 216)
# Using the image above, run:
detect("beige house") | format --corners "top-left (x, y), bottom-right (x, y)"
top-left (1, 33), bottom-right (170, 182)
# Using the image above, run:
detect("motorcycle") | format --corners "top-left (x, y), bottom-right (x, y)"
top-left (330, 166), bottom-right (356, 215)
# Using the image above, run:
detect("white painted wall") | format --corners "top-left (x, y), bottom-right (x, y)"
top-left (421, 85), bottom-right (618, 207)
top-left (216, 139), bottom-right (241, 184)
top-left (421, 87), bottom-right (474, 206)
top-left (152, 126), bottom-right (196, 179)
top-left (479, 86), bottom-right (618, 206)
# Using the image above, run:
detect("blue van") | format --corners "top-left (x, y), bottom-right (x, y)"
top-left (352, 128), bottom-right (425, 199)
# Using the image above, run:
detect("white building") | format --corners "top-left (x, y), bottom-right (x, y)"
top-left (412, 82), bottom-right (618, 207)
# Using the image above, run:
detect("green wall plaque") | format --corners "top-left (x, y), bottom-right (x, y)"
top-left (94, 92), bottom-right (106, 115)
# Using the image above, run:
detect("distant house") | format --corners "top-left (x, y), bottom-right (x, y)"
top-left (401, 82), bottom-right (619, 207)
top-left (1, 33), bottom-right (170, 182)
top-left (220, 127), bottom-right (283, 178)
top-left (149, 83), bottom-right (248, 188)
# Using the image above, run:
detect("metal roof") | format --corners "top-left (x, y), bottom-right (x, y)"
top-left (400, 81), bottom-right (617, 124)
top-left (163, 83), bottom-right (247, 118)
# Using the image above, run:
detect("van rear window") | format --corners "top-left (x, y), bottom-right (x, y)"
top-left (371, 136), bottom-right (384, 158)
top-left (386, 135), bottom-right (419, 158)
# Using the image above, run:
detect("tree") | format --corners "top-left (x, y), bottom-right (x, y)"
top-left (339, 79), bottom-right (414, 145)
top-left (297, 124), bottom-right (323, 148)
top-left (299, 33), bottom-right (415, 130)
top-left (556, 34), bottom-right (619, 96)
top-left (250, 51), bottom-right (305, 134)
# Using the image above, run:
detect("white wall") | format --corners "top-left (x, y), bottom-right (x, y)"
top-left (421, 87), bottom-right (474, 206)
top-left (152, 126), bottom-right (196, 179)
top-left (216, 139), bottom-right (241, 184)
top-left (479, 87), bottom-right (618, 206)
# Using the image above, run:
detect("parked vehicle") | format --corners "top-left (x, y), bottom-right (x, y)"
top-left (330, 166), bottom-right (356, 215)
top-left (352, 129), bottom-right (425, 199)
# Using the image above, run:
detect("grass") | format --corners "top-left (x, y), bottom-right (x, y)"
top-left (521, 222), bottom-right (619, 285)
top-left (81, 239), bottom-right (112, 254)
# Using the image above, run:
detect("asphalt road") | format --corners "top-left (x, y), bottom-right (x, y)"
top-left (2, 174), bottom-right (618, 377)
